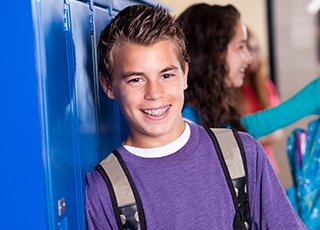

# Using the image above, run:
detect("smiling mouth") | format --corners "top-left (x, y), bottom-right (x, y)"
top-left (142, 105), bottom-right (170, 117)
top-left (240, 68), bottom-right (246, 73)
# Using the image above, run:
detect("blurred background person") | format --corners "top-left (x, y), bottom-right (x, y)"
top-left (242, 77), bottom-right (320, 138)
top-left (235, 28), bottom-right (284, 173)
top-left (178, 3), bottom-right (252, 131)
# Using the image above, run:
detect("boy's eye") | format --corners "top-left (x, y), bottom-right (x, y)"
top-left (162, 74), bottom-right (172, 79)
top-left (128, 78), bottom-right (141, 83)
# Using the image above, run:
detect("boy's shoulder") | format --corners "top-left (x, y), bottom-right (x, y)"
top-left (188, 121), bottom-right (259, 144)
top-left (237, 130), bottom-right (266, 157)
top-left (188, 122), bottom-right (265, 162)
top-left (237, 130), bottom-right (258, 144)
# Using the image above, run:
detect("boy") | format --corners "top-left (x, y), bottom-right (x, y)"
top-left (86, 4), bottom-right (306, 229)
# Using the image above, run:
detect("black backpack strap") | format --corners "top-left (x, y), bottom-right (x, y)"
top-left (205, 127), bottom-right (251, 230)
top-left (95, 150), bottom-right (147, 230)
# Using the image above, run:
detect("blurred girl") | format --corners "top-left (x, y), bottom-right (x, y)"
top-left (235, 28), bottom-right (284, 172)
top-left (178, 4), bottom-right (283, 172)
top-left (178, 3), bottom-right (252, 131)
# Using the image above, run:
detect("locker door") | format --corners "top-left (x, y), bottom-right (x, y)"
top-left (32, 0), bottom-right (97, 229)
top-left (1, 1), bottom-right (47, 229)
top-left (66, 0), bottom-right (101, 228)
top-left (33, 0), bottom-right (78, 228)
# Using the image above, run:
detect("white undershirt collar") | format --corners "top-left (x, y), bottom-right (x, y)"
top-left (124, 122), bottom-right (190, 158)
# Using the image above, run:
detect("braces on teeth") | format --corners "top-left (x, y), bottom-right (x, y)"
top-left (144, 107), bottom-right (168, 116)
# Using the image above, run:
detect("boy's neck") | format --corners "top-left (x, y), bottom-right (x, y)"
top-left (124, 120), bottom-right (187, 148)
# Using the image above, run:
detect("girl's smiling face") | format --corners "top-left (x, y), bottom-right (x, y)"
top-left (225, 20), bottom-right (253, 88)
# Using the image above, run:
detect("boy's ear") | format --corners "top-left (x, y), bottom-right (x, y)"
top-left (183, 62), bottom-right (189, 90)
top-left (99, 73), bottom-right (115, 99)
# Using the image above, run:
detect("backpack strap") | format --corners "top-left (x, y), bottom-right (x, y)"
top-left (95, 150), bottom-right (147, 230)
top-left (205, 127), bottom-right (251, 230)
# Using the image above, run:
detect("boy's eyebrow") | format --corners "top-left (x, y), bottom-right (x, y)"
top-left (160, 65), bottom-right (179, 73)
top-left (122, 71), bottom-right (145, 78)
top-left (121, 65), bottom-right (179, 78)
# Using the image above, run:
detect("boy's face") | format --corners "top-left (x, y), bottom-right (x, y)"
top-left (101, 40), bottom-right (188, 148)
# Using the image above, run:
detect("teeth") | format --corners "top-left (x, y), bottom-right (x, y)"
top-left (143, 106), bottom-right (169, 117)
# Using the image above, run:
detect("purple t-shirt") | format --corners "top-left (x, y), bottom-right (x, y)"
top-left (86, 123), bottom-right (306, 229)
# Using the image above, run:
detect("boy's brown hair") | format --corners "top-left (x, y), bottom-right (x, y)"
top-left (98, 4), bottom-right (189, 86)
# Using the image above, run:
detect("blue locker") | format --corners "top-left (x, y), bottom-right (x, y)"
top-left (32, 0), bottom-right (85, 228)
top-left (29, 0), bottom-right (163, 229)
top-left (0, 1), bottom-right (47, 229)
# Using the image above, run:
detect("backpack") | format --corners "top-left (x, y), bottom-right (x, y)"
top-left (95, 128), bottom-right (251, 230)
top-left (286, 118), bottom-right (320, 229)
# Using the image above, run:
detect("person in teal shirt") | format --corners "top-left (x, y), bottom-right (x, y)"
top-left (241, 77), bottom-right (320, 139)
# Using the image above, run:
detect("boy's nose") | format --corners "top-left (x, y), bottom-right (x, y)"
top-left (145, 81), bottom-right (165, 100)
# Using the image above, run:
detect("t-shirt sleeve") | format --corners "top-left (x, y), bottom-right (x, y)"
top-left (85, 170), bottom-right (115, 230)
top-left (240, 133), bottom-right (307, 229)
top-left (241, 77), bottom-right (320, 139)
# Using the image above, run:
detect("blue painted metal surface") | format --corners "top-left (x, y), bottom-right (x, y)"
top-left (0, 0), bottom-right (162, 229)
top-left (0, 1), bottom-right (47, 229)
top-left (33, 0), bottom-right (81, 228)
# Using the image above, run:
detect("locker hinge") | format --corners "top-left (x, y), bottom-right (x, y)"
top-left (88, 0), bottom-right (94, 35)
top-left (89, 15), bottom-right (94, 35)
top-left (63, 4), bottom-right (70, 32)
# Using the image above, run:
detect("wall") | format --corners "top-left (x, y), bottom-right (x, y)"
top-left (271, 0), bottom-right (319, 189)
